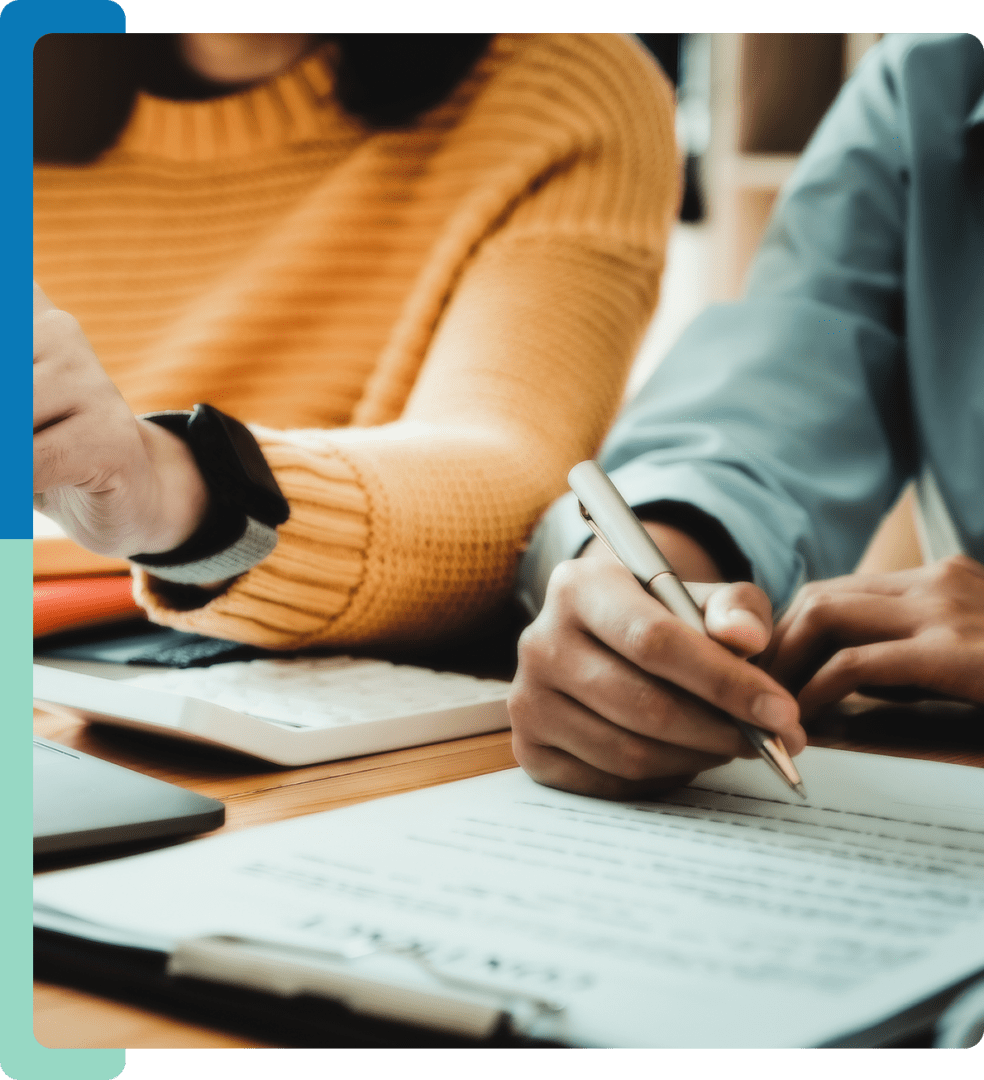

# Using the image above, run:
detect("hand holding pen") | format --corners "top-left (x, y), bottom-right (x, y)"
top-left (509, 461), bottom-right (807, 802)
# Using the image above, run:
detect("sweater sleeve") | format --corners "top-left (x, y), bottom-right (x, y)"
top-left (133, 35), bottom-right (679, 649)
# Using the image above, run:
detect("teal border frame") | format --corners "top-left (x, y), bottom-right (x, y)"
top-left (3, 2), bottom-right (980, 1080)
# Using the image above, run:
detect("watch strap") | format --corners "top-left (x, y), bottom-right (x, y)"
top-left (130, 406), bottom-right (288, 585)
top-left (140, 406), bottom-right (289, 528)
top-left (131, 513), bottom-right (279, 585)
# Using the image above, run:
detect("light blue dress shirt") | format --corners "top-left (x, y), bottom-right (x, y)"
top-left (518, 33), bottom-right (984, 617)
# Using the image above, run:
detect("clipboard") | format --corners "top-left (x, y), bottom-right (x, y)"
top-left (34, 927), bottom-right (562, 1048)
top-left (34, 752), bottom-right (984, 1048)
top-left (33, 905), bottom-right (983, 1049)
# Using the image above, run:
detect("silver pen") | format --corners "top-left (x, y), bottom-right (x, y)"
top-left (568, 460), bottom-right (806, 799)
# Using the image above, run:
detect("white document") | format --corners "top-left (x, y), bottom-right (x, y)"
top-left (34, 747), bottom-right (984, 1048)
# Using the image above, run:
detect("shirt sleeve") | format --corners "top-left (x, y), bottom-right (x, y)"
top-left (519, 35), bottom-right (921, 616)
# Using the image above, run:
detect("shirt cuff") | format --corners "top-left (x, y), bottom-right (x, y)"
top-left (516, 458), bottom-right (804, 619)
top-left (516, 489), bottom-right (592, 618)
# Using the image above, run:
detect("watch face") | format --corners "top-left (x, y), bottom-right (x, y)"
top-left (189, 404), bottom-right (290, 526)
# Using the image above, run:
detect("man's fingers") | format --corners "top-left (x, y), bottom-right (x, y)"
top-left (551, 560), bottom-right (801, 748)
top-left (700, 581), bottom-right (773, 658)
top-left (765, 593), bottom-right (918, 691)
top-left (782, 565), bottom-right (946, 600)
top-left (511, 558), bottom-right (805, 800)
top-left (512, 672), bottom-right (736, 778)
top-left (511, 733), bottom-right (702, 802)
top-left (531, 630), bottom-right (751, 758)
top-left (797, 636), bottom-right (984, 716)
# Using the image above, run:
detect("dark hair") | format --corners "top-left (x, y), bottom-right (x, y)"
top-left (34, 33), bottom-right (493, 164)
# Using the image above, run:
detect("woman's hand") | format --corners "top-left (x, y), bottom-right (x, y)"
top-left (508, 551), bottom-right (805, 800)
top-left (761, 556), bottom-right (984, 715)
top-left (33, 283), bottom-right (209, 558)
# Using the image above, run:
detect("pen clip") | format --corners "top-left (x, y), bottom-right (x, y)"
top-left (578, 501), bottom-right (624, 565)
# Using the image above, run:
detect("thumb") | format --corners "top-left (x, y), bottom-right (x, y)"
top-left (693, 581), bottom-right (774, 659)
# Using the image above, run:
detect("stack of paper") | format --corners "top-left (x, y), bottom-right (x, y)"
top-left (34, 748), bottom-right (984, 1047)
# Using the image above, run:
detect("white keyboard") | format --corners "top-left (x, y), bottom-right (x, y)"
top-left (126, 658), bottom-right (508, 731)
top-left (33, 658), bottom-right (511, 767)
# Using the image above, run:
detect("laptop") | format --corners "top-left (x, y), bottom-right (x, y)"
top-left (34, 736), bottom-right (225, 856)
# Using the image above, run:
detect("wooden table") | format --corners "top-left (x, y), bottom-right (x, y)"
top-left (33, 695), bottom-right (984, 1049)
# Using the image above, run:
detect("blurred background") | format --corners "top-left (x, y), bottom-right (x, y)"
top-left (631, 32), bottom-right (883, 393)
top-left (632, 34), bottom-right (917, 574)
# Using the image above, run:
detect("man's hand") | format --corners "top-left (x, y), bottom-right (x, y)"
top-left (509, 545), bottom-right (805, 800)
top-left (761, 556), bottom-right (984, 715)
top-left (33, 283), bottom-right (209, 558)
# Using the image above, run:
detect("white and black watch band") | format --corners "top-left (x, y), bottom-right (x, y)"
top-left (130, 405), bottom-right (290, 586)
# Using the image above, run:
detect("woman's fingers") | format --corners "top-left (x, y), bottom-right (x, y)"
top-left (33, 280), bottom-right (57, 318)
top-left (33, 291), bottom-right (210, 556)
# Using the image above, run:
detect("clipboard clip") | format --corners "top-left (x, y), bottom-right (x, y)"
top-left (168, 934), bottom-right (565, 1041)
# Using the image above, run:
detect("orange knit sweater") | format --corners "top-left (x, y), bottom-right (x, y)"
top-left (33, 34), bottom-right (678, 649)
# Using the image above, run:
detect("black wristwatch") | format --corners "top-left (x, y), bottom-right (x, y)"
top-left (130, 404), bottom-right (290, 585)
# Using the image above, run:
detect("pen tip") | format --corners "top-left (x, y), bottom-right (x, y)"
top-left (793, 782), bottom-right (807, 801)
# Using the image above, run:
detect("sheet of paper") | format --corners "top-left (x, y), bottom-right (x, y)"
top-left (34, 747), bottom-right (984, 1047)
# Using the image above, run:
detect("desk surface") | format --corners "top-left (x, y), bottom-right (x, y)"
top-left (34, 696), bottom-right (984, 1049)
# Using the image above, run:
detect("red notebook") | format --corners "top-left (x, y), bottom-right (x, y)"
top-left (34, 575), bottom-right (143, 639)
